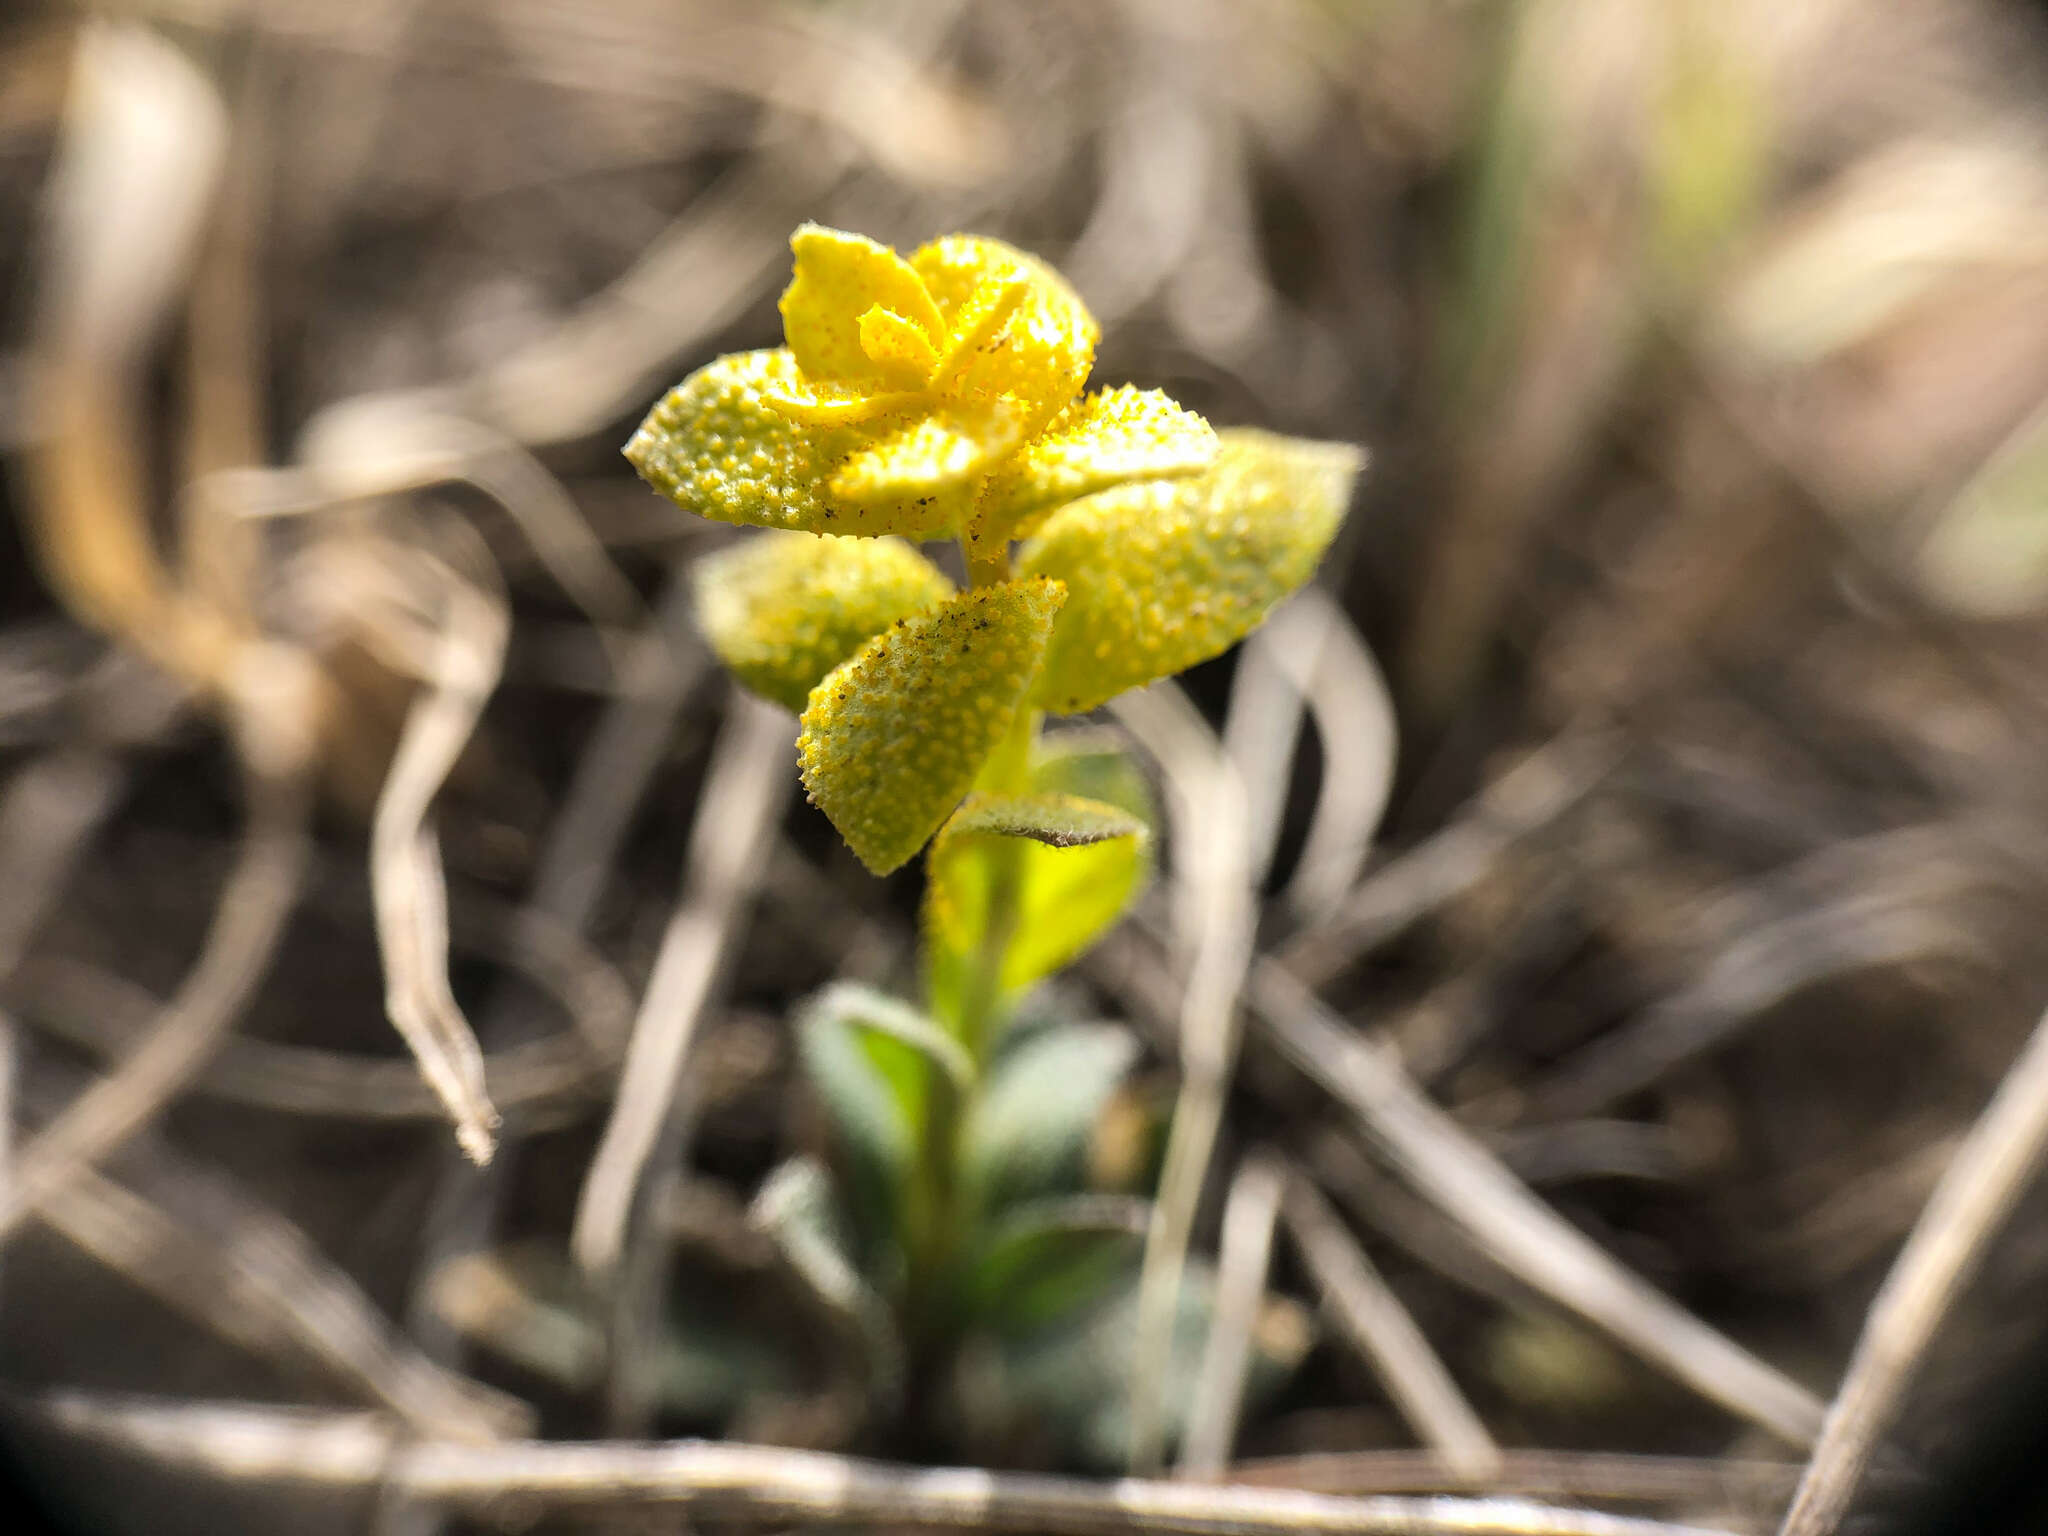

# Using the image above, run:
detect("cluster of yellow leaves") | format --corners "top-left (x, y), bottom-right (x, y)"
top-left (628, 225), bottom-right (1363, 874)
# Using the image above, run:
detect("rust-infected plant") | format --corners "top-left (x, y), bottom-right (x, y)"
top-left (620, 224), bottom-right (1358, 1455)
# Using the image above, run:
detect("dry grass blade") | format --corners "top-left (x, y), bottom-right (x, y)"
top-left (1178, 1150), bottom-right (1286, 1477)
top-left (369, 566), bottom-right (511, 1165)
top-left (285, 399), bottom-right (646, 670)
top-left (1523, 833), bottom-right (1994, 1121)
top-left (1224, 599), bottom-right (1323, 891)
top-left (570, 689), bottom-right (793, 1283)
top-left (1110, 682), bottom-right (1256, 1474)
top-left (23, 1392), bottom-right (1750, 1536)
top-left (20, 22), bottom-right (227, 689)
top-left (33, 1151), bottom-right (527, 1442)
top-left (1281, 1170), bottom-right (1501, 1482)
top-left (1271, 587), bottom-right (1399, 925)
top-left (1227, 1448), bottom-right (1812, 1507)
top-left (0, 770), bottom-right (310, 1245)
top-left (1250, 962), bottom-right (1825, 1448)
top-left (526, 566), bottom-right (708, 931)
top-left (0, 746), bottom-right (128, 976)
top-left (15, 956), bottom-right (616, 1124)
top-left (1778, 1000), bottom-right (2048, 1536)
top-left (1280, 733), bottom-right (1621, 988)
top-left (0, 1011), bottom-right (13, 1278)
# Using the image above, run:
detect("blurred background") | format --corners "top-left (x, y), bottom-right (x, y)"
top-left (2, 0), bottom-right (2047, 1532)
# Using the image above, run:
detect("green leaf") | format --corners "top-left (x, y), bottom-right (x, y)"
top-left (960, 1195), bottom-right (1149, 1334)
top-left (1021, 429), bottom-right (1364, 715)
top-left (749, 1156), bottom-right (904, 1400)
top-left (1030, 733), bottom-right (1159, 834)
top-left (961, 1022), bottom-right (1142, 1213)
top-left (796, 984), bottom-right (968, 1249)
top-left (624, 350), bottom-right (978, 539)
top-left (798, 578), bottom-right (1066, 875)
top-left (923, 795), bottom-right (1147, 1036)
top-left (979, 386), bottom-right (1218, 546)
top-left (937, 792), bottom-right (1143, 849)
top-left (693, 533), bottom-right (953, 711)
top-left (956, 1259), bottom-right (1312, 1469)
top-left (428, 1245), bottom-right (796, 1417)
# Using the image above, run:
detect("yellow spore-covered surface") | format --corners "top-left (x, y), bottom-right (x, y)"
top-left (624, 350), bottom-right (975, 538)
top-left (799, 578), bottom-right (1067, 874)
top-left (1023, 430), bottom-right (1364, 715)
top-left (780, 224), bottom-right (946, 388)
top-left (629, 226), bottom-right (1102, 547)
top-left (692, 532), bottom-right (954, 712)
top-left (628, 225), bottom-right (1363, 865)
top-left (979, 385), bottom-right (1218, 546)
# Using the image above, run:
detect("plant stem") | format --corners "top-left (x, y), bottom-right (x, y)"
top-left (904, 534), bottom-right (1033, 1389)
top-left (955, 702), bottom-right (1037, 1061)
top-left (963, 526), bottom-right (1013, 590)
top-left (906, 690), bottom-right (1038, 1374)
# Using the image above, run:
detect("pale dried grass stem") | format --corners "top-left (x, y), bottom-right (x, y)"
top-left (1281, 1170), bottom-right (1501, 1482)
top-left (27, 1393), bottom-right (1748, 1536)
top-left (1778, 1000), bottom-right (2048, 1536)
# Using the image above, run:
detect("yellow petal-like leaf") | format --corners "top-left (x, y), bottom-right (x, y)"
top-left (758, 371), bottom-right (927, 428)
top-left (624, 350), bottom-right (966, 539)
top-left (779, 224), bottom-right (944, 388)
top-left (923, 792), bottom-right (1148, 1039)
top-left (857, 305), bottom-right (941, 387)
top-left (979, 386), bottom-right (1219, 546)
top-left (1022, 430), bottom-right (1364, 715)
top-left (827, 403), bottom-right (1026, 508)
top-left (692, 532), bottom-right (954, 712)
top-left (914, 234), bottom-right (1098, 435)
top-left (798, 578), bottom-right (1067, 875)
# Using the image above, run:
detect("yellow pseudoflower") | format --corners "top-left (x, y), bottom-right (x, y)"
top-left (626, 224), bottom-right (1362, 874)
top-left (625, 224), bottom-right (1216, 558)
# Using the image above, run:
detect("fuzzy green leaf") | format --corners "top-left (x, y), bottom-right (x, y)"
top-left (796, 984), bottom-right (968, 1251)
top-left (980, 386), bottom-right (1218, 546)
top-left (748, 1156), bottom-right (903, 1399)
top-left (961, 1022), bottom-right (1142, 1213)
top-left (960, 1195), bottom-right (1148, 1335)
top-left (1022, 429), bottom-right (1364, 715)
top-left (923, 794), bottom-right (1147, 1034)
top-left (1030, 733), bottom-right (1159, 834)
top-left (957, 1260), bottom-right (1312, 1469)
top-left (938, 792), bottom-right (1143, 849)
top-left (693, 533), bottom-right (953, 711)
top-left (623, 350), bottom-right (979, 539)
top-left (798, 579), bottom-right (1066, 875)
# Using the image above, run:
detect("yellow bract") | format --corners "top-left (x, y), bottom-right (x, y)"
top-left (631, 225), bottom-right (1110, 546)
top-left (780, 225), bottom-right (946, 390)
top-left (798, 577), bottom-right (1067, 875)
top-left (693, 533), bottom-right (953, 712)
top-left (1022, 430), bottom-right (1366, 715)
top-left (625, 350), bottom-right (977, 539)
top-left (629, 224), bottom-right (1361, 873)
top-left (976, 386), bottom-right (1218, 551)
